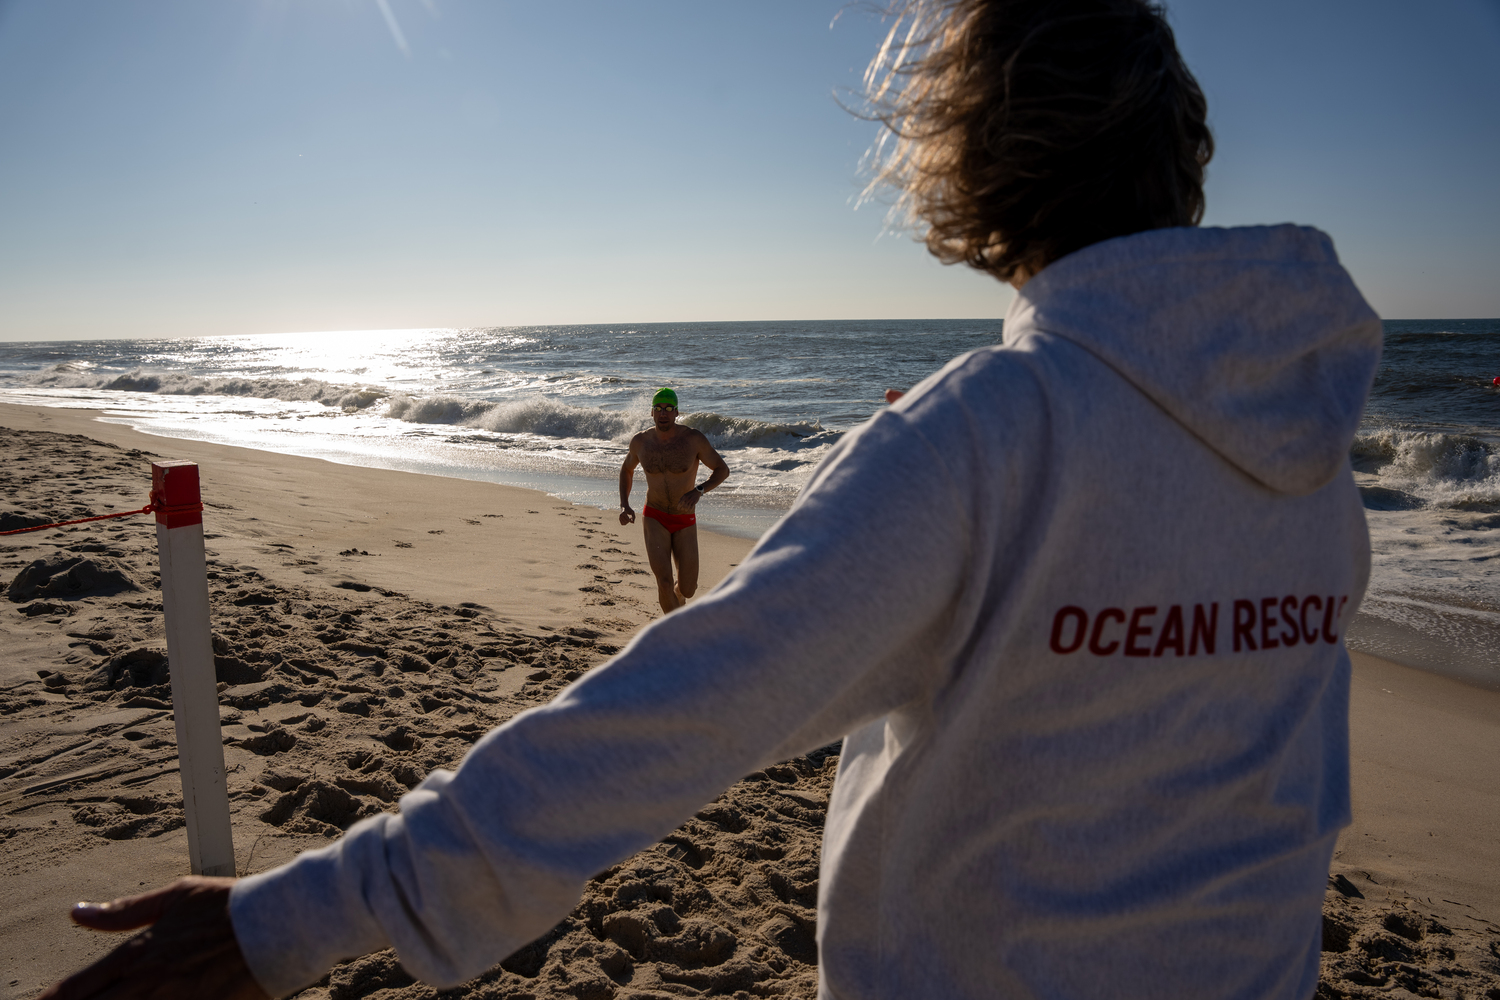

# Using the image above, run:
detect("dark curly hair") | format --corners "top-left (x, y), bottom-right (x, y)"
top-left (860, 0), bottom-right (1214, 282)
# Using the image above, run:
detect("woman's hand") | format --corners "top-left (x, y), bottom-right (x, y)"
top-left (40, 877), bottom-right (270, 1000)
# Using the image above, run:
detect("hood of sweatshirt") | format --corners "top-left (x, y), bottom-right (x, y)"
top-left (1006, 224), bottom-right (1382, 496)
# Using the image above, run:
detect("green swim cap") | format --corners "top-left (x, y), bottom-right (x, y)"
top-left (652, 387), bottom-right (678, 408)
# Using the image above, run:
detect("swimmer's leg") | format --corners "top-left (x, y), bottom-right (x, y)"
top-left (643, 516), bottom-right (683, 615)
top-left (671, 524), bottom-right (700, 606)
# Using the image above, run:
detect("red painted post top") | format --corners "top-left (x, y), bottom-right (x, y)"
top-left (151, 461), bottom-right (205, 529)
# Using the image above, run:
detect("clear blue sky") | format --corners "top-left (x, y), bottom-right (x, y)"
top-left (0, 0), bottom-right (1496, 341)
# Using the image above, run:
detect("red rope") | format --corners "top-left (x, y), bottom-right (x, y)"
top-left (0, 501), bottom-right (155, 536)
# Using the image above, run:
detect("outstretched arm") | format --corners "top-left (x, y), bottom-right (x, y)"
top-left (47, 395), bottom-right (980, 999)
top-left (223, 406), bottom-right (973, 995)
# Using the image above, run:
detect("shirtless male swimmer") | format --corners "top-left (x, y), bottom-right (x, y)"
top-left (618, 388), bottom-right (730, 615)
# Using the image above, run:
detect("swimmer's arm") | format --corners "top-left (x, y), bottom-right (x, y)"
top-left (684, 436), bottom-right (729, 508)
top-left (619, 438), bottom-right (642, 525)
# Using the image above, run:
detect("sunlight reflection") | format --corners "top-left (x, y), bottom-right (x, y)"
top-left (192, 328), bottom-right (458, 383)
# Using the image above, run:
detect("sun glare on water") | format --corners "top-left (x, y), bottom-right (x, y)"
top-left (198, 328), bottom-right (460, 383)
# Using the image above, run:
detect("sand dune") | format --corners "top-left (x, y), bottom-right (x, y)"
top-left (1, 405), bottom-right (1498, 999)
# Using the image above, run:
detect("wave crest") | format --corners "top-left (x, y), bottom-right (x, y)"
top-left (680, 412), bottom-right (833, 448)
top-left (381, 394), bottom-right (839, 451)
top-left (1354, 429), bottom-right (1499, 510)
top-left (19, 362), bottom-right (845, 455)
top-left (383, 395), bottom-right (640, 441)
top-left (24, 365), bottom-right (386, 409)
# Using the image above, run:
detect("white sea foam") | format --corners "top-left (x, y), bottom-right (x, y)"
top-left (1352, 424), bottom-right (1500, 679)
top-left (25, 365), bottom-right (386, 411)
top-left (681, 411), bottom-right (834, 449)
top-left (4, 320), bottom-right (1496, 679)
top-left (383, 394), bottom-right (641, 442)
top-left (18, 360), bottom-right (846, 463)
top-left (1353, 428), bottom-right (1499, 511)
top-left (378, 392), bottom-right (842, 454)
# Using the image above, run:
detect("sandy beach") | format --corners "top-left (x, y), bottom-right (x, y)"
top-left (2, 403), bottom-right (1498, 1000)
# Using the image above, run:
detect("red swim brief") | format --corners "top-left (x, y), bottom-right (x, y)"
top-left (643, 505), bottom-right (696, 534)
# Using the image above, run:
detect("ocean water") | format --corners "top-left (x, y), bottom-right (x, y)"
top-left (0, 322), bottom-right (1004, 537)
top-left (1348, 320), bottom-right (1500, 687)
top-left (0, 318), bottom-right (1496, 685)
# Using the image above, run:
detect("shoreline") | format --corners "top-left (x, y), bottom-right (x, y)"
top-left (1347, 611), bottom-right (1500, 692)
top-left (0, 392), bottom-right (793, 542)
top-left (10, 397), bottom-right (1498, 690)
top-left (0, 403), bottom-right (754, 635)
top-left (1, 406), bottom-right (1498, 998)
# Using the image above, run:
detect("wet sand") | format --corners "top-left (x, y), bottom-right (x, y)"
top-left (1, 403), bottom-right (1497, 999)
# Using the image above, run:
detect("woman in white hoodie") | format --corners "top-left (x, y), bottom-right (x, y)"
top-left (46, 2), bottom-right (1381, 998)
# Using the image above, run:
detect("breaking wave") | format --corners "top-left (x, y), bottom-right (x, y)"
top-left (380, 394), bottom-right (838, 451)
top-left (24, 365), bottom-right (385, 410)
top-left (680, 412), bottom-right (834, 449)
top-left (383, 395), bottom-right (639, 441)
top-left (1353, 428), bottom-right (1499, 511)
top-left (22, 362), bottom-right (842, 453)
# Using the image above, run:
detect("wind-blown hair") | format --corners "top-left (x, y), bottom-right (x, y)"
top-left (861, 0), bottom-right (1214, 282)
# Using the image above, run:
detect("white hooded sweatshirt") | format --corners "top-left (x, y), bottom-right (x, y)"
top-left (231, 224), bottom-right (1383, 1000)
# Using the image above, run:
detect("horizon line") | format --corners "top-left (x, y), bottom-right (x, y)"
top-left (3, 314), bottom-right (1496, 345)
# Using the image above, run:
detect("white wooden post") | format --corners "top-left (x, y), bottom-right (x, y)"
top-left (152, 460), bottom-right (235, 877)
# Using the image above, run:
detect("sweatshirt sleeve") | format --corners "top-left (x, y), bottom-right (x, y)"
top-left (229, 403), bottom-right (977, 997)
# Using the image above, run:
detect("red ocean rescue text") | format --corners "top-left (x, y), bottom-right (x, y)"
top-left (1048, 595), bottom-right (1352, 657)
